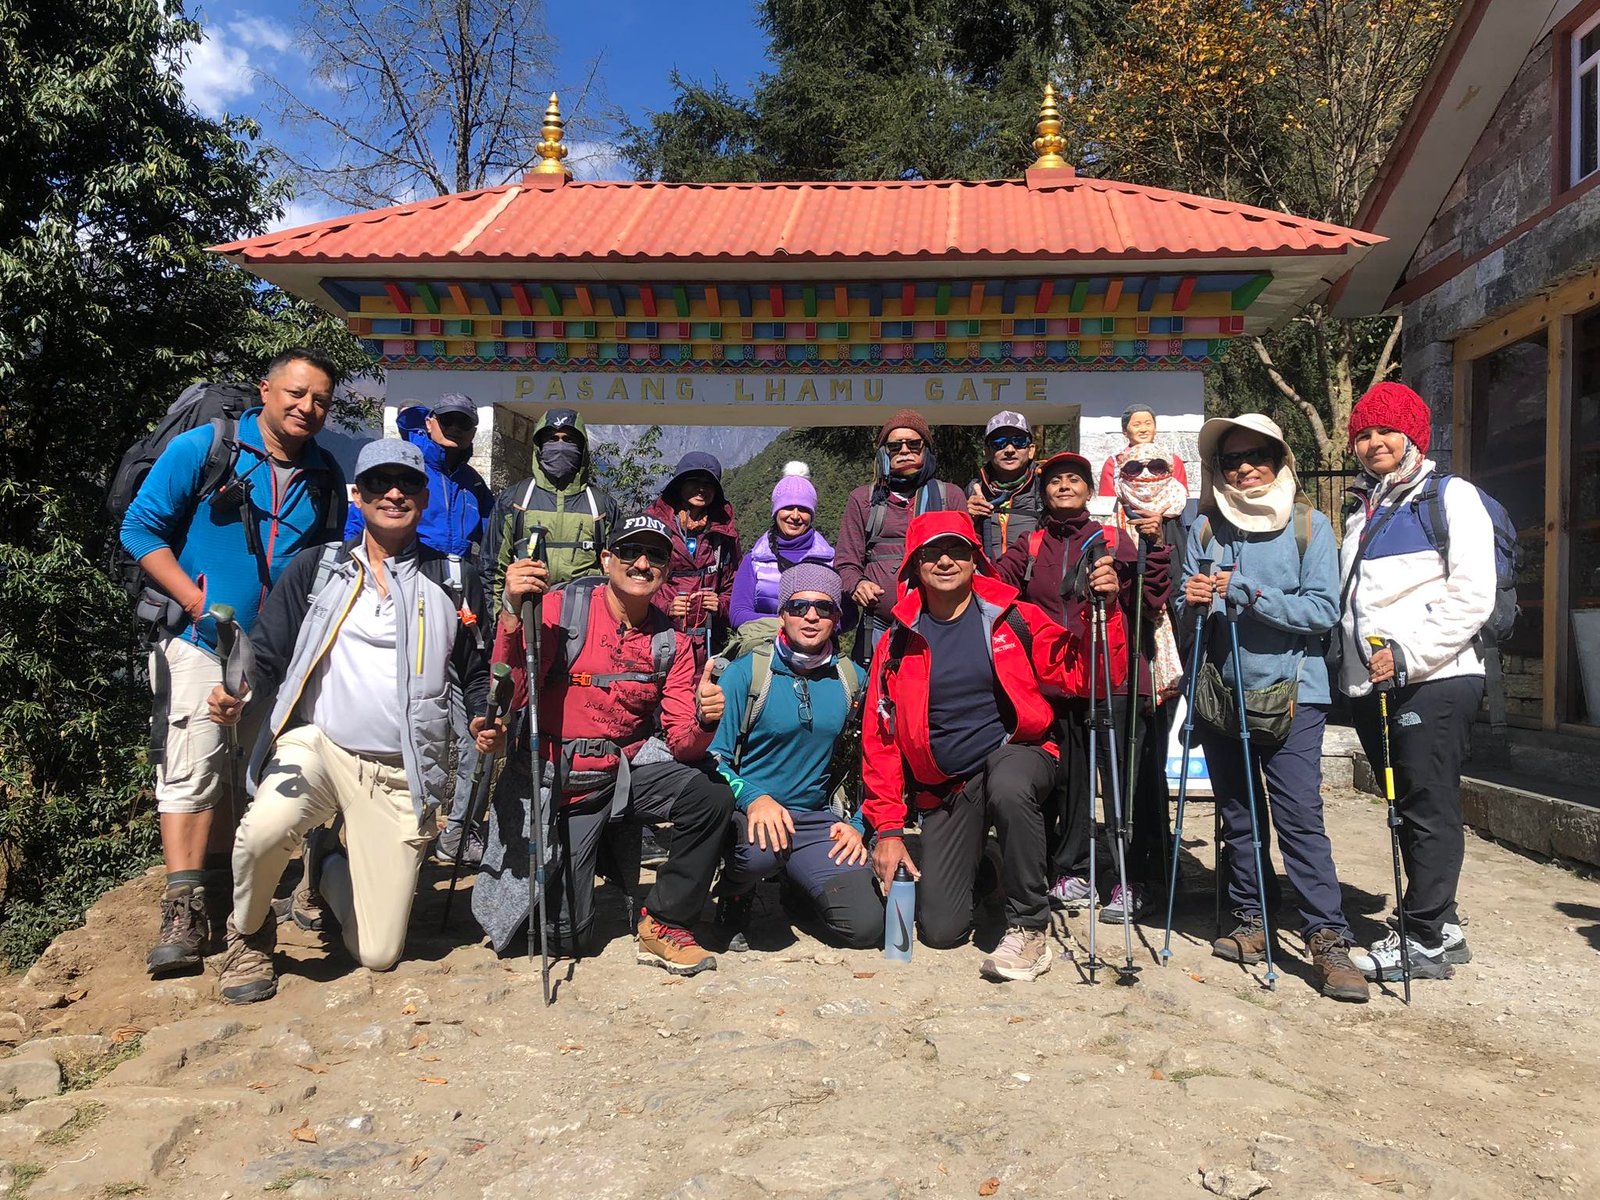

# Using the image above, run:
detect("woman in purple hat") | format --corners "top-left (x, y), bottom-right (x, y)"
top-left (728, 472), bottom-right (838, 630)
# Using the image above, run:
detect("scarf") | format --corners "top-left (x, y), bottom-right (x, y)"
top-left (979, 462), bottom-right (1036, 507)
top-left (1112, 444), bottom-right (1187, 531)
top-left (775, 629), bottom-right (832, 673)
top-left (769, 526), bottom-right (819, 570)
top-left (1355, 438), bottom-right (1428, 514)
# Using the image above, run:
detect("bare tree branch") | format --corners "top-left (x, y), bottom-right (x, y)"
top-left (1252, 335), bottom-right (1332, 458)
top-left (1369, 312), bottom-right (1404, 391)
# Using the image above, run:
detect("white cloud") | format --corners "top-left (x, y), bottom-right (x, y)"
top-left (267, 195), bottom-right (342, 233)
top-left (181, 29), bottom-right (256, 117)
top-left (568, 140), bottom-right (637, 182)
top-left (231, 16), bottom-right (294, 54)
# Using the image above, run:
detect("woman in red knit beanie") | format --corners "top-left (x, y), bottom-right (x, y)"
top-left (1335, 381), bottom-right (1497, 986)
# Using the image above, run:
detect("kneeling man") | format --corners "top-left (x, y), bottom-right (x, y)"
top-left (211, 439), bottom-right (502, 1003)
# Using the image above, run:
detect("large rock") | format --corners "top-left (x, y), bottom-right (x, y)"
top-left (0, 1055), bottom-right (61, 1101)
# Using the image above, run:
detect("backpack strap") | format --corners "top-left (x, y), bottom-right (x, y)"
top-left (866, 495), bottom-right (888, 548)
top-left (1293, 501), bottom-right (1313, 560)
top-left (308, 542), bottom-right (344, 602)
top-left (1022, 528), bottom-right (1047, 587)
top-left (198, 418), bottom-right (240, 499)
top-left (438, 553), bottom-right (483, 652)
top-left (918, 480), bottom-right (945, 515)
top-left (1002, 607), bottom-right (1035, 662)
top-left (732, 648), bottom-right (775, 772)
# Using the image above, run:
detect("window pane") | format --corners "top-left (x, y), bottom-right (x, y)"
top-left (1472, 332), bottom-right (1548, 721)
top-left (1581, 26), bottom-right (1600, 63)
top-left (1568, 306), bottom-right (1600, 724)
top-left (1582, 68), bottom-right (1599, 181)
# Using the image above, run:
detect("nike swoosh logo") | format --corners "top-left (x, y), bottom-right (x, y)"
top-left (894, 910), bottom-right (911, 954)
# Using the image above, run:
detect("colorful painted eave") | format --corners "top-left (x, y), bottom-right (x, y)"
top-left (216, 175), bottom-right (1380, 267)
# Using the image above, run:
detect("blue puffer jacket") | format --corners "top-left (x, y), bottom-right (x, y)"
top-left (345, 406), bottom-right (494, 555)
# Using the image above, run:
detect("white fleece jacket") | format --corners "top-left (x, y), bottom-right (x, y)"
top-left (1337, 460), bottom-right (1497, 698)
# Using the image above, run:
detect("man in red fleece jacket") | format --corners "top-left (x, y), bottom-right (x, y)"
top-left (861, 511), bottom-right (1092, 982)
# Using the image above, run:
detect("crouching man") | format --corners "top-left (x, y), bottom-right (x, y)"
top-left (210, 439), bottom-right (503, 1004)
top-left (862, 512), bottom-right (1093, 982)
top-left (472, 514), bottom-right (735, 976)
top-left (711, 564), bottom-right (882, 952)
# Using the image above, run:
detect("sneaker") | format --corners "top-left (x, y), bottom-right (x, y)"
top-left (1212, 910), bottom-right (1269, 965)
top-left (714, 891), bottom-right (754, 954)
top-left (147, 886), bottom-right (210, 977)
top-left (637, 909), bottom-right (716, 976)
top-left (1098, 882), bottom-right (1149, 924)
top-left (218, 916), bottom-right (278, 1005)
top-left (1048, 875), bottom-right (1092, 910)
top-left (980, 926), bottom-right (1053, 982)
top-left (432, 823), bottom-right (485, 868)
top-left (1441, 922), bottom-right (1472, 965)
top-left (639, 827), bottom-right (670, 869)
top-left (1348, 931), bottom-right (1453, 982)
top-left (1307, 929), bottom-right (1371, 1003)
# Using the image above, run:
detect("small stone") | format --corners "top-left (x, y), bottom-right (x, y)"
top-left (814, 999), bottom-right (871, 1018)
top-left (1201, 1166), bottom-right (1272, 1199)
top-left (812, 951), bottom-right (844, 966)
top-left (0, 1012), bottom-right (28, 1044)
top-left (317, 1114), bottom-right (375, 1137)
top-left (334, 1023), bottom-right (390, 1052)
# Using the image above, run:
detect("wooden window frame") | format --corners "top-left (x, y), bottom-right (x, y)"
top-left (1554, 0), bottom-right (1600, 200)
top-left (1455, 263), bottom-right (1600, 735)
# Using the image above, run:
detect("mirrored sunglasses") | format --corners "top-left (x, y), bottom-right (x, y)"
top-left (917, 540), bottom-right (976, 564)
top-left (987, 433), bottom-right (1033, 451)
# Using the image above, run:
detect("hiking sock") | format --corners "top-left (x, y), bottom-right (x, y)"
top-left (165, 868), bottom-right (204, 898)
top-left (201, 853), bottom-right (232, 896)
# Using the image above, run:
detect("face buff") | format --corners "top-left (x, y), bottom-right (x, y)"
top-left (1114, 443), bottom-right (1188, 522)
top-left (539, 439), bottom-right (582, 479)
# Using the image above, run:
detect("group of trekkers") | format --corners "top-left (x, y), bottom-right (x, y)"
top-left (119, 348), bottom-right (1498, 1008)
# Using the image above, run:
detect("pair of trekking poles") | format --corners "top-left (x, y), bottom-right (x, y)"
top-left (1156, 563), bottom-right (1413, 1003)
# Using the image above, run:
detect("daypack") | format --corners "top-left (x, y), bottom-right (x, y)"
top-left (550, 576), bottom-right (677, 690)
top-left (1194, 502), bottom-right (1314, 564)
top-left (712, 619), bottom-right (863, 771)
top-left (106, 381), bottom-right (344, 606)
top-left (864, 480), bottom-right (948, 565)
top-left (1415, 474), bottom-right (1521, 645)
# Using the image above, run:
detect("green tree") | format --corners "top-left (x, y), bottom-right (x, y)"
top-left (0, 0), bottom-right (372, 965)
top-left (590, 426), bottom-right (668, 513)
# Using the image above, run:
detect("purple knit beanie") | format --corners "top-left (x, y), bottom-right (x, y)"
top-left (771, 474), bottom-right (818, 516)
top-left (778, 563), bottom-right (843, 609)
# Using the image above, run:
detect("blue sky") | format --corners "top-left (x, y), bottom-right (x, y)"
top-left (183, 1), bottom-right (770, 228)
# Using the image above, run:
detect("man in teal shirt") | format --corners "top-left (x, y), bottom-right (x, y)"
top-left (710, 564), bottom-right (882, 951)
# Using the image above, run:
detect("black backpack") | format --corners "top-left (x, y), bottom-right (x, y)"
top-left (106, 382), bottom-right (344, 607)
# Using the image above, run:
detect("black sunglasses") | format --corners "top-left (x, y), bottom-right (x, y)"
top-left (794, 677), bottom-right (812, 729)
top-left (883, 438), bottom-right (925, 454)
top-left (916, 541), bottom-right (976, 564)
top-left (611, 541), bottom-right (670, 567)
top-left (987, 433), bottom-right (1033, 451)
top-left (1218, 445), bottom-right (1279, 472)
top-left (1120, 458), bottom-right (1171, 479)
top-left (435, 413), bottom-right (477, 432)
top-left (358, 470), bottom-right (427, 496)
top-left (781, 598), bottom-right (841, 619)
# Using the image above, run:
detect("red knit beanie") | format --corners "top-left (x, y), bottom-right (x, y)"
top-left (878, 409), bottom-right (934, 447)
top-left (1348, 382), bottom-right (1430, 454)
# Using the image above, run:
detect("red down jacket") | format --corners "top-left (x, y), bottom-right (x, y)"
top-left (859, 511), bottom-right (1126, 837)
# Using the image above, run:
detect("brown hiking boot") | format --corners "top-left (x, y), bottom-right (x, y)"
top-left (1308, 928), bottom-right (1371, 1003)
top-left (146, 886), bottom-right (210, 977)
top-left (1212, 910), bottom-right (1269, 965)
top-left (218, 916), bottom-right (278, 1005)
top-left (637, 910), bottom-right (716, 976)
top-left (980, 926), bottom-right (1053, 982)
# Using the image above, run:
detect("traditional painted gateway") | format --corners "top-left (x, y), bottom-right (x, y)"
top-left (215, 88), bottom-right (1380, 491)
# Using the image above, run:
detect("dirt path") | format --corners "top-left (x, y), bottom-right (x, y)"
top-left (1, 784), bottom-right (1597, 1199)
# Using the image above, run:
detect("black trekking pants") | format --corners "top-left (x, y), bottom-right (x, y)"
top-left (1351, 675), bottom-right (1482, 947)
top-left (914, 744), bottom-right (1054, 948)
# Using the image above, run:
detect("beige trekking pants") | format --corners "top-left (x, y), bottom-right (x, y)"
top-left (233, 724), bottom-right (434, 971)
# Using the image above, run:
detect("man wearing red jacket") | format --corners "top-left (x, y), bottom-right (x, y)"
top-left (862, 511), bottom-right (1092, 982)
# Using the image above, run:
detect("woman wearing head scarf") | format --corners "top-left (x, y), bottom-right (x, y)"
top-left (1337, 383), bottom-right (1495, 985)
top-left (1174, 414), bottom-right (1368, 1002)
top-left (728, 473), bottom-right (838, 629)
top-left (1098, 403), bottom-right (1190, 498)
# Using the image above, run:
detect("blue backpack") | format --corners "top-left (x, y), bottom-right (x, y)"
top-left (1414, 473), bottom-right (1521, 646)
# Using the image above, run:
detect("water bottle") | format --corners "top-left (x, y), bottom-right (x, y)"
top-left (883, 865), bottom-right (915, 962)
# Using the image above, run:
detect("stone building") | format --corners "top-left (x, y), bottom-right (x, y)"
top-left (1336, 0), bottom-right (1600, 835)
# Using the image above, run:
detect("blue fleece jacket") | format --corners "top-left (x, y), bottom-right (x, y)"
top-left (344, 406), bottom-right (494, 555)
top-left (120, 409), bottom-right (344, 649)
top-left (711, 648), bottom-right (863, 833)
top-left (1174, 508), bottom-right (1339, 705)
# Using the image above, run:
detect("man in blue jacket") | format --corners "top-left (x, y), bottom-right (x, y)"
top-left (343, 394), bottom-right (495, 864)
top-left (120, 348), bottom-right (346, 978)
top-left (710, 564), bottom-right (882, 952)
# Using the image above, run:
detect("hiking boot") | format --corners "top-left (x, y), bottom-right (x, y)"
top-left (715, 891), bottom-right (754, 954)
top-left (637, 909), bottom-right (716, 976)
top-left (1348, 931), bottom-right (1453, 982)
top-left (1098, 882), bottom-right (1149, 924)
top-left (1048, 874), bottom-right (1092, 910)
top-left (1441, 922), bottom-right (1472, 965)
top-left (218, 916), bottom-right (278, 1005)
top-left (1307, 928), bottom-right (1370, 1003)
top-left (291, 826), bottom-right (339, 932)
top-left (640, 826), bottom-right (670, 869)
top-left (432, 823), bottom-right (485, 868)
top-left (1212, 910), bottom-right (1269, 965)
top-left (147, 886), bottom-right (210, 976)
top-left (980, 926), bottom-right (1053, 982)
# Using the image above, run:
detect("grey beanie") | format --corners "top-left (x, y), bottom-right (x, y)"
top-left (778, 563), bottom-right (843, 609)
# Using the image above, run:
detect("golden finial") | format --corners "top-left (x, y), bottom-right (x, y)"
top-left (532, 92), bottom-right (571, 177)
top-left (1029, 82), bottom-right (1070, 171)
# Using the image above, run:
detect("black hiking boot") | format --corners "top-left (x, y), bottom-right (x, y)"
top-left (147, 886), bottom-right (210, 977)
top-left (715, 891), bottom-right (754, 953)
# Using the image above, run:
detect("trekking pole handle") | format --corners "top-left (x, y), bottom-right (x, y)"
top-left (484, 661), bottom-right (513, 727)
top-left (1365, 635), bottom-right (1397, 693)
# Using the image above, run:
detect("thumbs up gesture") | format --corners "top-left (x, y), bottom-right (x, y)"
top-left (695, 657), bottom-right (726, 727)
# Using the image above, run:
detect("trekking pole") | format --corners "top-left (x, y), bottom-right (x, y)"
top-left (1159, 555), bottom-right (1213, 966)
top-left (1223, 577), bottom-right (1277, 991)
top-left (1367, 635), bottom-right (1411, 1006)
top-left (1084, 594), bottom-right (1101, 984)
top-left (440, 663), bottom-right (513, 931)
top-left (1095, 594), bottom-right (1138, 985)
top-left (513, 527), bottom-right (554, 1005)
top-left (1120, 527), bottom-right (1148, 924)
top-left (209, 604), bottom-right (243, 824)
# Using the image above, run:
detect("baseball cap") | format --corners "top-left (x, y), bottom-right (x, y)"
top-left (354, 438), bottom-right (427, 484)
top-left (984, 411), bottom-right (1031, 438)
top-left (1037, 450), bottom-right (1094, 485)
top-left (607, 513), bottom-right (673, 554)
top-left (430, 393), bottom-right (478, 423)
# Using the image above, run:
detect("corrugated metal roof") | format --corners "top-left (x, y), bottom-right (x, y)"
top-left (215, 176), bottom-right (1380, 265)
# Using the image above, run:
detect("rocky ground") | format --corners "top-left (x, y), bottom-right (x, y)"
top-left (1, 783), bottom-right (1597, 1200)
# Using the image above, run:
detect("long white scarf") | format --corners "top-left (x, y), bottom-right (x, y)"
top-left (1215, 468), bottom-right (1297, 533)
